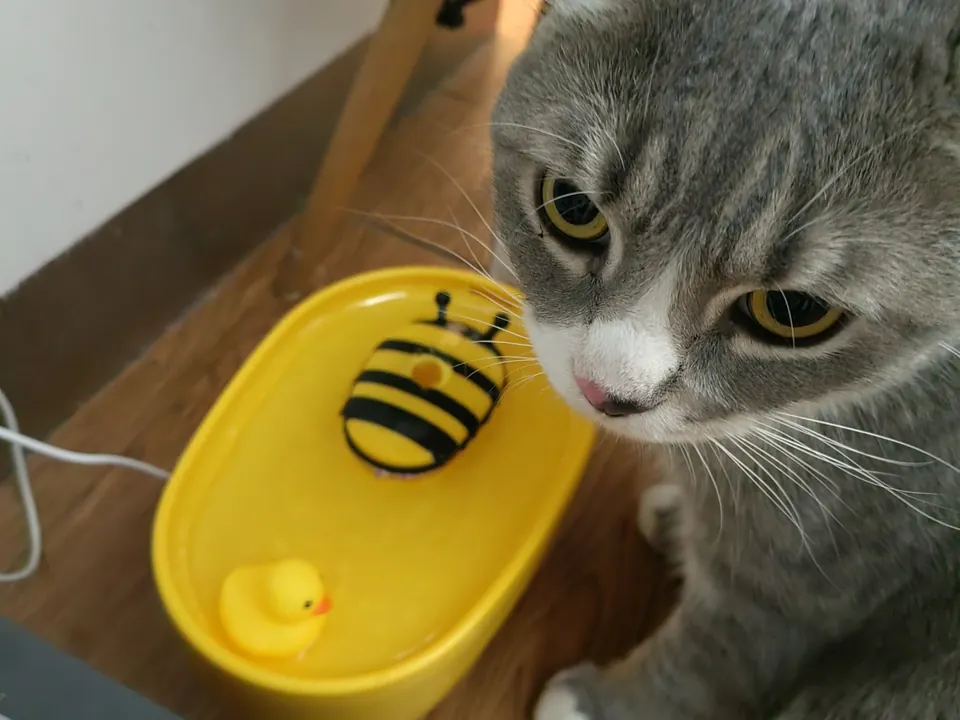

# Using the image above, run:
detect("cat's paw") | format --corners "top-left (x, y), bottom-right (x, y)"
top-left (638, 482), bottom-right (682, 552)
top-left (534, 664), bottom-right (605, 720)
top-left (534, 685), bottom-right (592, 720)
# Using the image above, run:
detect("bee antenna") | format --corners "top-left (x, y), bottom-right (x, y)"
top-left (434, 291), bottom-right (451, 324)
top-left (482, 313), bottom-right (510, 341)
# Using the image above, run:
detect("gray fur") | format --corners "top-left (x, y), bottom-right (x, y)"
top-left (489, 0), bottom-right (960, 717)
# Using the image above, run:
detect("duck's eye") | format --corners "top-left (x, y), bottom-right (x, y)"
top-left (735, 290), bottom-right (845, 345)
top-left (538, 172), bottom-right (608, 247)
top-left (304, 600), bottom-right (313, 609)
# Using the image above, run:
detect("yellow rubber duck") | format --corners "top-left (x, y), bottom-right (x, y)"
top-left (218, 558), bottom-right (332, 659)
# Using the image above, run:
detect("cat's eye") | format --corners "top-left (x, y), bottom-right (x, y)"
top-left (735, 290), bottom-right (844, 344)
top-left (538, 172), bottom-right (608, 247)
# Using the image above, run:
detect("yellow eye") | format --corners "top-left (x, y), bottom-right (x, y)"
top-left (538, 172), bottom-right (608, 244)
top-left (736, 290), bottom-right (844, 343)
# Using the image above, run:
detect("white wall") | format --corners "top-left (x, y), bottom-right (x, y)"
top-left (0, 0), bottom-right (389, 296)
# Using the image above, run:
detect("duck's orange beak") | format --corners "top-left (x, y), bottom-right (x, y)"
top-left (313, 595), bottom-right (332, 615)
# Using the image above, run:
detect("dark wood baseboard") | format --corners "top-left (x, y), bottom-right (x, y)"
top-left (0, 1), bottom-right (499, 464)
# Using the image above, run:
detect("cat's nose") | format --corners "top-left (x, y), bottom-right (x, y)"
top-left (574, 376), bottom-right (652, 417)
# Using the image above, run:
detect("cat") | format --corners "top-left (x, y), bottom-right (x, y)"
top-left (488, 0), bottom-right (960, 718)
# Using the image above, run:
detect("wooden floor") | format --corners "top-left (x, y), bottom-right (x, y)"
top-left (0, 7), bottom-right (675, 719)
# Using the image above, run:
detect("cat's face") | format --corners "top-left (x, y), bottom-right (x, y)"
top-left (491, 0), bottom-right (960, 443)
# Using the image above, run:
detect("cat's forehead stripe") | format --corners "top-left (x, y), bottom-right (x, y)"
top-left (717, 133), bottom-right (806, 273)
top-left (623, 133), bottom-right (670, 219)
top-left (594, 123), bottom-right (653, 201)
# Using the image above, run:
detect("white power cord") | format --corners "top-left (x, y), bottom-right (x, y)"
top-left (0, 387), bottom-right (170, 584)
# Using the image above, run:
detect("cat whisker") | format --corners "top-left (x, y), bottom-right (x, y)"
top-left (755, 426), bottom-right (894, 489)
top-left (708, 440), bottom-right (739, 520)
top-left (503, 358), bottom-right (538, 372)
top-left (532, 384), bottom-right (555, 401)
top-left (504, 362), bottom-right (542, 377)
top-left (781, 120), bottom-right (930, 233)
top-left (342, 208), bottom-right (500, 282)
top-left (751, 431), bottom-right (856, 515)
top-left (760, 423), bottom-right (900, 487)
top-left (472, 293), bottom-right (527, 324)
top-left (776, 412), bottom-right (960, 475)
top-left (467, 121), bottom-right (590, 156)
top-left (413, 151), bottom-right (506, 251)
top-left (677, 444), bottom-right (697, 484)
top-left (728, 438), bottom-right (803, 523)
top-left (709, 432), bottom-right (749, 585)
top-left (740, 435), bottom-right (846, 559)
top-left (507, 188), bottom-right (612, 244)
top-left (480, 340), bottom-right (533, 350)
top-left (501, 381), bottom-right (532, 396)
top-left (467, 355), bottom-right (534, 371)
top-left (473, 361), bottom-right (537, 379)
top-left (690, 443), bottom-right (724, 544)
top-left (461, 356), bottom-right (533, 376)
top-left (773, 283), bottom-right (797, 349)
top-left (778, 213), bottom-right (834, 248)
top-left (434, 266), bottom-right (526, 325)
top-left (938, 342), bottom-right (960, 359)
top-left (710, 439), bottom-right (807, 543)
top-left (503, 373), bottom-right (542, 393)
top-left (441, 204), bottom-right (528, 323)
top-left (503, 371), bottom-right (546, 393)
top-left (773, 417), bottom-right (932, 469)
top-left (338, 213), bottom-right (526, 327)
top-left (754, 426), bottom-right (939, 501)
top-left (454, 313), bottom-right (530, 342)
top-left (439, 192), bottom-right (515, 292)
top-left (740, 435), bottom-right (842, 522)
top-left (464, 362), bottom-right (533, 384)
top-left (762, 429), bottom-right (960, 534)
top-left (447, 204), bottom-right (492, 285)
top-left (342, 209), bottom-right (496, 279)
top-left (499, 371), bottom-right (546, 399)
top-left (728, 438), bottom-right (837, 579)
top-left (728, 437), bottom-right (810, 540)
top-left (504, 379), bottom-right (542, 396)
top-left (418, 114), bottom-right (493, 152)
top-left (601, 124), bottom-right (626, 172)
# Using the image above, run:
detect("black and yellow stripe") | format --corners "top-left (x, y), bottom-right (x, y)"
top-left (351, 370), bottom-right (482, 435)
top-left (344, 331), bottom-right (507, 474)
top-left (343, 290), bottom-right (511, 475)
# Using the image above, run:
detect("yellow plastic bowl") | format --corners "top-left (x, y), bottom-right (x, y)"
top-left (152, 266), bottom-right (595, 719)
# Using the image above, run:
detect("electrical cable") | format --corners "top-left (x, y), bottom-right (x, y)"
top-left (0, 387), bottom-right (169, 583)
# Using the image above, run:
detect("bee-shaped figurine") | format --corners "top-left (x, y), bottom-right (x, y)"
top-left (342, 290), bottom-right (511, 477)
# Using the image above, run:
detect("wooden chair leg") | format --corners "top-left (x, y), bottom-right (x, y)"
top-left (276, 0), bottom-right (441, 299)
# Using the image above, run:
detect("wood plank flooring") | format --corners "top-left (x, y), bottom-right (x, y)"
top-left (0, 6), bottom-right (676, 718)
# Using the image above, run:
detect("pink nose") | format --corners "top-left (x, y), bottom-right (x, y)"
top-left (574, 376), bottom-right (654, 417)
top-left (575, 376), bottom-right (610, 410)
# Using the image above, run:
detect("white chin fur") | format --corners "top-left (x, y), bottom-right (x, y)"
top-left (524, 316), bottom-right (686, 443)
top-left (523, 285), bottom-right (687, 443)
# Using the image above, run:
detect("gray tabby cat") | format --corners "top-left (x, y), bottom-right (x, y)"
top-left (488, 0), bottom-right (960, 718)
